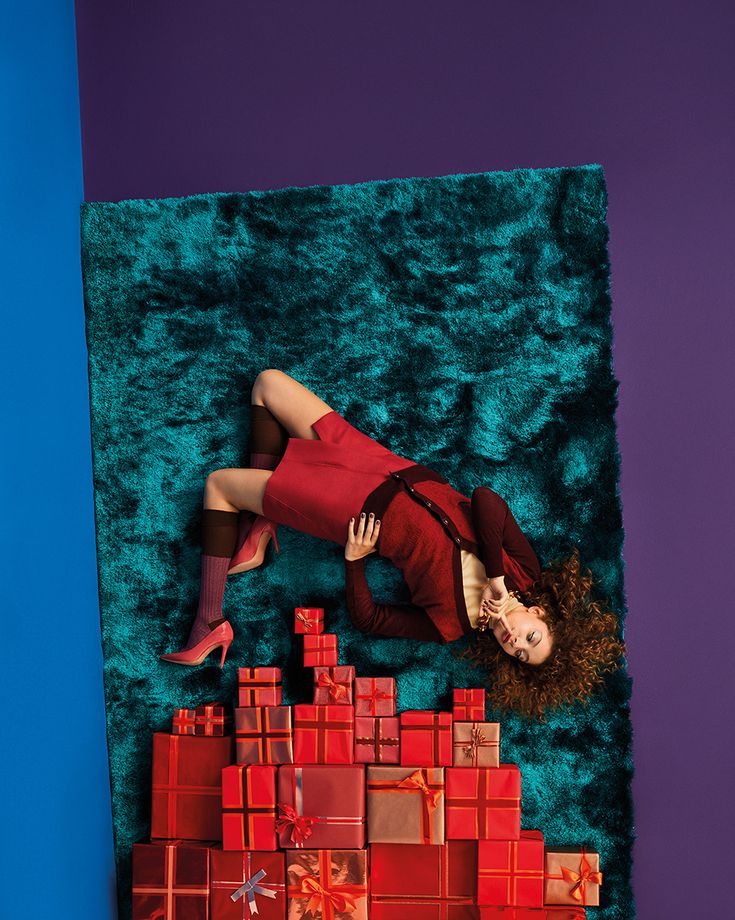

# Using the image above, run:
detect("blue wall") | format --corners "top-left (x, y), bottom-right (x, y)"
top-left (0, 2), bottom-right (116, 917)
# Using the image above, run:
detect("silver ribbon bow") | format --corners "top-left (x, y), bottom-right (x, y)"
top-left (231, 868), bottom-right (277, 915)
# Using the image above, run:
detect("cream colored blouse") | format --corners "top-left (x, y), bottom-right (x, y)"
top-left (460, 549), bottom-right (490, 629)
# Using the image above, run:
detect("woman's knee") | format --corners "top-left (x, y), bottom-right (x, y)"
top-left (252, 368), bottom-right (286, 404)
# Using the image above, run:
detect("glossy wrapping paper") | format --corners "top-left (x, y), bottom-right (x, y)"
top-left (221, 764), bottom-right (278, 851)
top-left (172, 701), bottom-right (232, 737)
top-left (285, 848), bottom-right (368, 920)
top-left (294, 607), bottom-right (325, 634)
top-left (354, 716), bottom-right (400, 764)
top-left (543, 848), bottom-right (601, 907)
top-left (452, 689), bottom-right (485, 722)
top-left (312, 666), bottom-right (356, 705)
top-left (400, 711), bottom-right (453, 766)
top-left (235, 706), bottom-right (294, 765)
top-left (370, 901), bottom-right (479, 919)
top-left (452, 722), bottom-right (500, 768)
top-left (210, 849), bottom-right (286, 920)
top-left (303, 633), bottom-right (338, 667)
top-left (353, 677), bottom-right (397, 717)
top-left (446, 766), bottom-right (521, 840)
top-left (370, 841), bottom-right (477, 900)
top-left (151, 732), bottom-right (233, 841)
top-left (238, 668), bottom-right (283, 708)
top-left (478, 909), bottom-right (586, 919)
top-left (132, 838), bottom-right (212, 920)
top-left (276, 765), bottom-right (366, 849)
top-left (366, 765), bottom-right (445, 844)
top-left (293, 704), bottom-right (355, 764)
top-left (477, 832), bottom-right (545, 908)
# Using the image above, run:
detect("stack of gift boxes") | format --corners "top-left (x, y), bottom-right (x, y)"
top-left (133, 606), bottom-right (603, 919)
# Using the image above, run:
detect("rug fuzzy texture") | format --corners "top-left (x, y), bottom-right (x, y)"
top-left (81, 164), bottom-right (633, 920)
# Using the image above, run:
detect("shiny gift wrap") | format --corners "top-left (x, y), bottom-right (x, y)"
top-left (303, 633), bottom-right (338, 667)
top-left (236, 706), bottom-right (294, 765)
top-left (277, 764), bottom-right (365, 849)
top-left (312, 666), bottom-right (355, 705)
top-left (151, 732), bottom-right (233, 841)
top-left (293, 704), bottom-right (354, 764)
top-left (354, 716), bottom-right (400, 764)
top-left (132, 838), bottom-right (212, 920)
top-left (477, 832), bottom-right (545, 908)
top-left (222, 764), bottom-right (278, 851)
top-left (285, 848), bottom-right (368, 920)
top-left (452, 689), bottom-right (485, 722)
top-left (353, 677), bottom-right (396, 717)
top-left (479, 909), bottom-right (586, 919)
top-left (210, 848), bottom-right (286, 920)
top-left (173, 701), bottom-right (232, 737)
top-left (452, 722), bottom-right (500, 768)
top-left (446, 766), bottom-right (521, 840)
top-left (543, 848), bottom-right (601, 907)
top-left (370, 900), bottom-right (479, 920)
top-left (400, 711), bottom-right (453, 766)
top-left (294, 607), bottom-right (325, 634)
top-left (238, 668), bottom-right (283, 708)
top-left (370, 841), bottom-right (477, 900)
top-left (367, 765), bottom-right (445, 844)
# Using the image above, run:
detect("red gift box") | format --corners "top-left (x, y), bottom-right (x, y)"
top-left (303, 633), bottom-right (338, 667)
top-left (173, 701), bottom-right (233, 737)
top-left (354, 716), bottom-right (400, 764)
top-left (276, 764), bottom-right (365, 849)
top-left (285, 848), bottom-right (368, 920)
top-left (543, 848), bottom-right (601, 907)
top-left (371, 900), bottom-right (479, 919)
top-left (477, 832), bottom-right (545, 907)
top-left (313, 666), bottom-right (355, 705)
top-left (354, 677), bottom-right (397, 717)
top-left (151, 733), bottom-right (233, 841)
top-left (479, 910), bottom-right (586, 919)
top-left (235, 707), bottom-right (294, 765)
top-left (133, 838), bottom-right (213, 920)
top-left (294, 607), bottom-right (325, 634)
top-left (210, 848), bottom-right (286, 920)
top-left (367, 765), bottom-right (446, 844)
top-left (400, 711), bottom-right (453, 766)
top-left (238, 668), bottom-right (283, 707)
top-left (370, 841), bottom-right (477, 900)
top-left (453, 689), bottom-right (486, 722)
top-left (222, 764), bottom-right (278, 851)
top-left (452, 723), bottom-right (500, 768)
top-left (446, 766), bottom-right (521, 840)
top-left (293, 704), bottom-right (354, 764)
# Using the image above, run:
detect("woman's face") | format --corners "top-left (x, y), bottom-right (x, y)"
top-left (492, 604), bottom-right (553, 665)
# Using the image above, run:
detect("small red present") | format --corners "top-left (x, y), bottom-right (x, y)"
top-left (354, 716), bottom-right (400, 764)
top-left (276, 764), bottom-right (365, 849)
top-left (367, 765), bottom-right (446, 844)
top-left (543, 847), bottom-right (601, 907)
top-left (370, 841), bottom-right (477, 900)
top-left (354, 677), bottom-right (397, 717)
top-left (400, 711), bottom-right (453, 766)
top-left (479, 910), bottom-right (586, 919)
top-left (303, 633), bottom-right (338, 667)
top-left (293, 704), bottom-right (354, 764)
top-left (235, 706), bottom-right (294, 765)
top-left (210, 848), bottom-right (286, 920)
top-left (477, 832), bottom-right (545, 907)
top-left (313, 666), bottom-right (355, 704)
top-left (285, 848), bottom-right (368, 920)
top-left (173, 701), bottom-right (233, 737)
top-left (453, 689), bottom-right (486, 721)
top-left (452, 722), bottom-right (500, 768)
top-left (222, 764), bottom-right (278, 851)
top-left (446, 766), bottom-right (521, 840)
top-left (238, 668), bottom-right (283, 707)
top-left (371, 899), bottom-right (479, 919)
top-left (133, 838), bottom-right (213, 920)
top-left (294, 606), bottom-right (325, 634)
top-left (151, 733), bottom-right (233, 841)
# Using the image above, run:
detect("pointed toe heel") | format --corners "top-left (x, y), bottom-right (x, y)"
top-left (159, 620), bottom-right (234, 668)
top-left (227, 515), bottom-right (280, 575)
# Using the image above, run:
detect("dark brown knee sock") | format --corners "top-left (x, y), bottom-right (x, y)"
top-left (249, 404), bottom-right (289, 471)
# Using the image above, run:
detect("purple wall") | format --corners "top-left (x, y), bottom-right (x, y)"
top-left (75, 2), bottom-right (735, 915)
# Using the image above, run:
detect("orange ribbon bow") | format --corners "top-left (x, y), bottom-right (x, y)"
top-left (560, 851), bottom-right (603, 904)
top-left (462, 726), bottom-right (488, 761)
top-left (317, 671), bottom-right (348, 701)
top-left (274, 803), bottom-right (315, 846)
top-left (299, 874), bottom-right (357, 916)
top-left (398, 769), bottom-right (442, 810)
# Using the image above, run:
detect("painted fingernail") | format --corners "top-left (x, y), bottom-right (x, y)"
top-left (361, 513), bottom-right (365, 518)
top-left (369, 513), bottom-right (374, 518)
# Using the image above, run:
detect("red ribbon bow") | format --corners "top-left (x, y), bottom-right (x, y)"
top-left (274, 803), bottom-right (315, 846)
top-left (398, 769), bottom-right (442, 811)
top-left (560, 850), bottom-right (603, 904)
top-left (299, 875), bottom-right (357, 916)
top-left (317, 671), bottom-right (348, 701)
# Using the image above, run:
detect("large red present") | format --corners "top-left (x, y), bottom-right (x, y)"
top-left (543, 848), bottom-right (601, 907)
top-left (303, 633), bottom-right (338, 667)
top-left (452, 723), bottom-right (500, 768)
top-left (210, 848), bottom-right (286, 920)
top-left (173, 701), bottom-right (233, 737)
top-left (313, 666), bottom-right (355, 705)
top-left (371, 900), bottom-right (479, 919)
top-left (367, 765), bottom-right (445, 844)
top-left (453, 689), bottom-right (485, 721)
top-left (477, 832), bottom-right (545, 907)
top-left (238, 668), bottom-right (283, 707)
top-left (222, 764), bottom-right (278, 851)
top-left (294, 607), bottom-right (325, 634)
top-left (285, 848), bottom-right (368, 920)
top-left (354, 677), bottom-right (397, 717)
top-left (276, 765), bottom-right (365, 849)
top-left (370, 841), bottom-right (477, 900)
top-left (354, 716), bottom-right (400, 764)
top-left (151, 732), bottom-right (233, 841)
top-left (132, 838), bottom-right (212, 920)
top-left (293, 704), bottom-right (354, 764)
top-left (446, 766), bottom-right (521, 840)
top-left (400, 711), bottom-right (453, 766)
top-left (479, 910), bottom-right (586, 919)
top-left (235, 707), bottom-right (294, 765)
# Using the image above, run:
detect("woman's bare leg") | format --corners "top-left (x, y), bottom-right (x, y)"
top-left (203, 467), bottom-right (271, 514)
top-left (251, 368), bottom-right (334, 439)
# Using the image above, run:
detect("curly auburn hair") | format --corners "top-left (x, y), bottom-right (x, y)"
top-left (459, 547), bottom-right (626, 720)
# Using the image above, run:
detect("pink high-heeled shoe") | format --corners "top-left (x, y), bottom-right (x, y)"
top-left (159, 619), bottom-right (234, 668)
top-left (227, 514), bottom-right (280, 575)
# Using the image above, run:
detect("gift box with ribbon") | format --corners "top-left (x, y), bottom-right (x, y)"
top-left (353, 677), bottom-right (397, 717)
top-left (294, 607), bottom-right (325, 634)
top-left (222, 764), bottom-right (278, 851)
top-left (293, 704), bottom-right (355, 764)
top-left (543, 847), bottom-right (601, 907)
top-left (370, 841), bottom-right (477, 901)
top-left (354, 716), bottom-right (400, 764)
top-left (479, 909), bottom-right (586, 919)
top-left (370, 900), bottom-right (479, 920)
top-left (366, 765), bottom-right (446, 844)
top-left (312, 666), bottom-right (355, 705)
top-left (133, 838), bottom-right (214, 920)
top-left (303, 633), bottom-right (338, 668)
top-left (453, 689), bottom-right (486, 722)
top-left (477, 831), bottom-right (545, 907)
top-left (452, 722), bottom-right (500, 768)
top-left (210, 848), bottom-right (286, 920)
top-left (400, 710), bottom-right (453, 766)
top-left (276, 764), bottom-right (365, 849)
top-left (285, 848), bottom-right (368, 920)
top-left (446, 765), bottom-right (521, 840)
top-left (172, 701), bottom-right (233, 737)
top-left (238, 668), bottom-right (283, 708)
top-left (151, 732), bottom-right (233, 841)
top-left (235, 706), bottom-right (294, 765)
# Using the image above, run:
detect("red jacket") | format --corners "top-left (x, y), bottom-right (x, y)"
top-left (344, 462), bottom-right (541, 643)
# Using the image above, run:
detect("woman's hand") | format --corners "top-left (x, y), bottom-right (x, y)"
top-left (479, 576), bottom-right (514, 635)
top-left (345, 512), bottom-right (381, 561)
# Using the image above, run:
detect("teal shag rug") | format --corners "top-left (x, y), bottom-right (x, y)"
top-left (80, 164), bottom-right (633, 920)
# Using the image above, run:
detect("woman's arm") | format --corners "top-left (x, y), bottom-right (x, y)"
top-left (471, 487), bottom-right (541, 582)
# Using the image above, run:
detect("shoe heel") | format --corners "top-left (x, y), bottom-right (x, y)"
top-left (219, 638), bottom-right (232, 669)
top-left (271, 526), bottom-right (280, 554)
